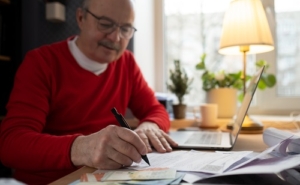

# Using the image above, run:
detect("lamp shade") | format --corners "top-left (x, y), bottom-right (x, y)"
top-left (219, 0), bottom-right (274, 55)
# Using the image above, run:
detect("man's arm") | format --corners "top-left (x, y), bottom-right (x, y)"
top-left (124, 52), bottom-right (177, 152)
top-left (0, 50), bottom-right (81, 171)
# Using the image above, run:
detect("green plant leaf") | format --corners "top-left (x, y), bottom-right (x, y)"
top-left (194, 54), bottom-right (276, 93)
top-left (195, 61), bottom-right (205, 70)
top-left (257, 80), bottom-right (267, 90)
top-left (238, 93), bottom-right (244, 102)
top-left (167, 59), bottom-right (193, 104)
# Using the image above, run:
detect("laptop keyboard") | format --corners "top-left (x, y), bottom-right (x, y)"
top-left (184, 132), bottom-right (222, 145)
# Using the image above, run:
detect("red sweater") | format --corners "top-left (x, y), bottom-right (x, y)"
top-left (0, 39), bottom-right (170, 185)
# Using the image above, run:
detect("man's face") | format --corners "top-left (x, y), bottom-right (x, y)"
top-left (76, 0), bottom-right (135, 64)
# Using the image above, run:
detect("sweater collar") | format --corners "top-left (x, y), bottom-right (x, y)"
top-left (68, 36), bottom-right (108, 75)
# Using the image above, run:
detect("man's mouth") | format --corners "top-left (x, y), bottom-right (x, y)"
top-left (101, 44), bottom-right (114, 50)
top-left (99, 41), bottom-right (119, 51)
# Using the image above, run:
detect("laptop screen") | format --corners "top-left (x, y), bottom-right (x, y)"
top-left (230, 66), bottom-right (265, 144)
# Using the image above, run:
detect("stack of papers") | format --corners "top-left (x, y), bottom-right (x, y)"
top-left (70, 137), bottom-right (300, 185)
top-left (71, 168), bottom-right (185, 185)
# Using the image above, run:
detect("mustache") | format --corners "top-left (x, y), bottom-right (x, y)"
top-left (98, 40), bottom-right (120, 51)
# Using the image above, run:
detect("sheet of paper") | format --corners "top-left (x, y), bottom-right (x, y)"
top-left (76, 182), bottom-right (121, 185)
top-left (72, 172), bottom-right (185, 185)
top-left (80, 168), bottom-right (176, 182)
top-left (105, 168), bottom-right (176, 181)
top-left (182, 172), bottom-right (211, 184)
top-left (121, 172), bottom-right (185, 185)
top-left (216, 153), bottom-right (300, 177)
top-left (183, 138), bottom-right (300, 183)
top-left (229, 137), bottom-right (293, 171)
top-left (129, 150), bottom-right (252, 174)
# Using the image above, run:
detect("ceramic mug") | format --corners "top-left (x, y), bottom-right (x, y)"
top-left (193, 104), bottom-right (218, 128)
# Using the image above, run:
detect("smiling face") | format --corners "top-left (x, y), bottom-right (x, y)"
top-left (76, 0), bottom-right (135, 64)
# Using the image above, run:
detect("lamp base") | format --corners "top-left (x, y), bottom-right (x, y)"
top-left (241, 115), bottom-right (264, 134)
top-left (227, 115), bottom-right (264, 134)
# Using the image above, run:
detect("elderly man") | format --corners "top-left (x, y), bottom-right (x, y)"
top-left (0, 0), bottom-right (177, 184)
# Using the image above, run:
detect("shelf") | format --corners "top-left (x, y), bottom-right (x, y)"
top-left (0, 0), bottom-right (10, 4)
top-left (0, 55), bottom-right (11, 61)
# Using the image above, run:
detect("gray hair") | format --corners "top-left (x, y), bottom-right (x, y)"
top-left (81, 0), bottom-right (91, 9)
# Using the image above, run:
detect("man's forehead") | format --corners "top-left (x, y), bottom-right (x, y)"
top-left (88, 0), bottom-right (135, 24)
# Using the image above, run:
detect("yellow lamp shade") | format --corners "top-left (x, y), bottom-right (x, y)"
top-left (219, 0), bottom-right (274, 55)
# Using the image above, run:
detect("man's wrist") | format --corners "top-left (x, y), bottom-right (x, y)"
top-left (71, 135), bottom-right (85, 166)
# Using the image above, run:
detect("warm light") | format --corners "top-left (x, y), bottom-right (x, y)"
top-left (218, 0), bottom-right (275, 132)
top-left (219, 0), bottom-right (274, 55)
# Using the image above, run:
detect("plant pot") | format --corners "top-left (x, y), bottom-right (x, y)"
top-left (206, 88), bottom-right (237, 118)
top-left (172, 104), bottom-right (187, 119)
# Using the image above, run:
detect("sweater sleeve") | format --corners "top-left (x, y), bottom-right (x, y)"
top-left (126, 52), bottom-right (170, 132)
top-left (0, 49), bottom-right (80, 171)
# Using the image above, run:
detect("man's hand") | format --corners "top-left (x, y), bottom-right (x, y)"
top-left (134, 122), bottom-right (178, 153)
top-left (71, 125), bottom-right (147, 169)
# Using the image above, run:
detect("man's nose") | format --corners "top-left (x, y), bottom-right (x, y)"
top-left (106, 27), bottom-right (122, 42)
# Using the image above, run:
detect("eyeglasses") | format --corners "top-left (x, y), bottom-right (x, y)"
top-left (85, 9), bottom-right (137, 39)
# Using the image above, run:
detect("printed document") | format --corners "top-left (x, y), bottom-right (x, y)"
top-left (129, 150), bottom-right (252, 174)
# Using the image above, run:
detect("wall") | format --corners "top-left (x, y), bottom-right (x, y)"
top-left (22, 0), bottom-right (80, 57)
top-left (134, 0), bottom-right (166, 92)
top-left (133, 0), bottom-right (156, 90)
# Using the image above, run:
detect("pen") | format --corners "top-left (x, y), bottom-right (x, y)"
top-left (111, 107), bottom-right (150, 166)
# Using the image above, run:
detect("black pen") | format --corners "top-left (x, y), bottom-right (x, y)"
top-left (111, 107), bottom-right (150, 166)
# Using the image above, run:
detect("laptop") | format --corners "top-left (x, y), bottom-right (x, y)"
top-left (169, 66), bottom-right (265, 151)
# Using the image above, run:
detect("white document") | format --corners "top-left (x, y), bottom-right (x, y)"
top-left (182, 137), bottom-right (300, 183)
top-left (263, 127), bottom-right (300, 153)
top-left (129, 150), bottom-right (252, 174)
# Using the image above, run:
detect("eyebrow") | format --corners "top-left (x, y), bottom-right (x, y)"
top-left (98, 15), bottom-right (133, 27)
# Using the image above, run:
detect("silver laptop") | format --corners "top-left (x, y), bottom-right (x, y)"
top-left (169, 66), bottom-right (265, 150)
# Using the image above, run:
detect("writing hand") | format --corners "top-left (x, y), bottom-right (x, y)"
top-left (134, 122), bottom-right (178, 153)
top-left (71, 125), bottom-right (147, 169)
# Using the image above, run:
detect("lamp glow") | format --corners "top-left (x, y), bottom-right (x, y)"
top-left (219, 0), bottom-right (274, 133)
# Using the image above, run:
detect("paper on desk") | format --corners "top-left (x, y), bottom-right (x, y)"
top-left (217, 153), bottom-right (300, 177)
top-left (120, 172), bottom-right (185, 185)
top-left (182, 138), bottom-right (299, 183)
top-left (105, 168), bottom-right (176, 181)
top-left (80, 168), bottom-right (176, 182)
top-left (74, 172), bottom-right (185, 185)
top-left (129, 150), bottom-right (252, 174)
top-left (228, 137), bottom-right (293, 171)
top-left (76, 183), bottom-right (121, 185)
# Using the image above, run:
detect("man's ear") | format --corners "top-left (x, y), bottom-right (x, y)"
top-left (76, 8), bottom-right (85, 30)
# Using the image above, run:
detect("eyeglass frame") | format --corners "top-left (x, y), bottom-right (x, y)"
top-left (84, 8), bottom-right (137, 39)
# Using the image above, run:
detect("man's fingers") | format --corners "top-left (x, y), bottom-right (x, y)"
top-left (146, 131), bottom-right (167, 153)
top-left (97, 158), bottom-right (123, 170)
top-left (115, 127), bottom-right (147, 155)
top-left (156, 133), bottom-right (173, 152)
top-left (162, 132), bottom-right (178, 147)
top-left (136, 132), bottom-right (152, 153)
top-left (111, 138), bottom-right (142, 164)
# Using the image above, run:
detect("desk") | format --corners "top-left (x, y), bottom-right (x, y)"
top-left (49, 117), bottom-right (297, 185)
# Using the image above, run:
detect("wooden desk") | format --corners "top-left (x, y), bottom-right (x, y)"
top-left (49, 117), bottom-right (297, 185)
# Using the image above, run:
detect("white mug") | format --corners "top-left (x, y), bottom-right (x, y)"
top-left (194, 104), bottom-right (218, 128)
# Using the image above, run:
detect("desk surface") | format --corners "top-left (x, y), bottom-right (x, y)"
top-left (49, 117), bottom-right (297, 185)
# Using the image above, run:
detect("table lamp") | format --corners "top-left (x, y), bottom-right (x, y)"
top-left (218, 0), bottom-right (274, 133)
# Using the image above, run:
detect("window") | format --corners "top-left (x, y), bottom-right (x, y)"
top-left (275, 0), bottom-right (300, 96)
top-left (164, 0), bottom-right (255, 106)
top-left (254, 0), bottom-right (300, 114)
top-left (162, 0), bottom-right (300, 114)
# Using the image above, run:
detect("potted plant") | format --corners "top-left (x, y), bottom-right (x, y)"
top-left (167, 59), bottom-right (193, 119)
top-left (195, 53), bottom-right (276, 118)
